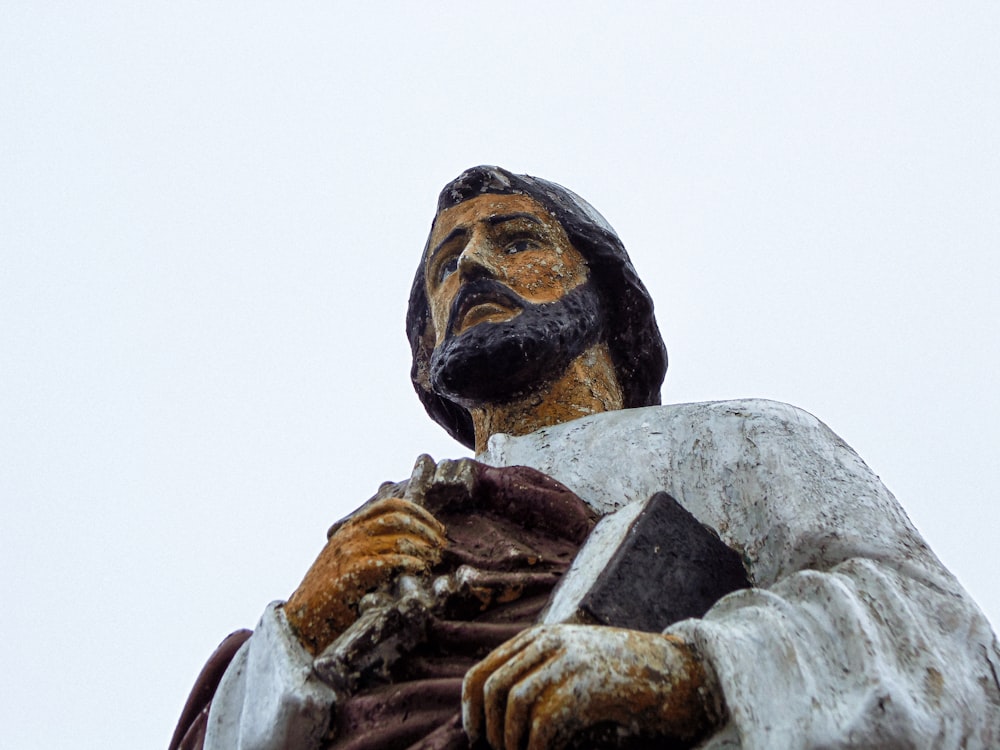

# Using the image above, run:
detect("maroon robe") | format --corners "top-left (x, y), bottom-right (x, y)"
top-left (170, 466), bottom-right (596, 750)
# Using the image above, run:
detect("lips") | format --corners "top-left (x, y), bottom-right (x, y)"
top-left (447, 280), bottom-right (525, 337)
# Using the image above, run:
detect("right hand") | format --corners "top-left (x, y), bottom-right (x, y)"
top-left (284, 497), bottom-right (447, 654)
top-left (462, 625), bottom-right (718, 750)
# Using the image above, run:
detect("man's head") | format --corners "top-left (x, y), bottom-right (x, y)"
top-left (407, 166), bottom-right (668, 449)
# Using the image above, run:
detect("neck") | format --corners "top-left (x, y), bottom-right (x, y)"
top-left (469, 342), bottom-right (624, 454)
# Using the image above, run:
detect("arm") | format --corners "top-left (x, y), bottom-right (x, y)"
top-left (169, 630), bottom-right (252, 750)
top-left (198, 457), bottom-right (589, 750)
top-left (465, 401), bottom-right (1000, 749)
top-left (668, 555), bottom-right (1000, 748)
top-left (663, 402), bottom-right (1000, 748)
top-left (201, 491), bottom-right (447, 750)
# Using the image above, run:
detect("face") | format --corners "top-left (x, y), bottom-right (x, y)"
top-left (422, 192), bottom-right (605, 407)
top-left (425, 193), bottom-right (590, 346)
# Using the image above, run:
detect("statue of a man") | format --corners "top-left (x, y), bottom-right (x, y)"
top-left (171, 167), bottom-right (1000, 750)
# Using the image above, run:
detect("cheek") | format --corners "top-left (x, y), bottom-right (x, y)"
top-left (430, 301), bottom-right (448, 343)
top-left (428, 280), bottom-right (458, 343)
top-left (504, 253), bottom-right (588, 302)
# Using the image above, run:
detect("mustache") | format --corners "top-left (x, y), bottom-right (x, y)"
top-left (430, 280), bottom-right (604, 406)
top-left (445, 279), bottom-right (525, 338)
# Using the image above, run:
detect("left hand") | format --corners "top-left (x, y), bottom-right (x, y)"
top-left (462, 624), bottom-right (720, 750)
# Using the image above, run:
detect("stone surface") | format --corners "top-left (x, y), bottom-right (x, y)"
top-left (482, 400), bottom-right (1000, 748)
top-left (173, 165), bottom-right (1000, 750)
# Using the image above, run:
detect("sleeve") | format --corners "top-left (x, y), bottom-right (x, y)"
top-left (202, 602), bottom-right (338, 750)
top-left (662, 403), bottom-right (1000, 749)
top-left (169, 629), bottom-right (253, 750)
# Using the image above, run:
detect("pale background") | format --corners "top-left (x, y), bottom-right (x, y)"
top-left (2, 3), bottom-right (998, 748)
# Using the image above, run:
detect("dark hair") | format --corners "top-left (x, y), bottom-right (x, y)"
top-left (406, 165), bottom-right (668, 449)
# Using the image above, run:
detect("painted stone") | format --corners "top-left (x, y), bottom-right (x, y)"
top-left (171, 166), bottom-right (1000, 750)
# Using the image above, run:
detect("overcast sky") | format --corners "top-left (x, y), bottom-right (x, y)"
top-left (2, 4), bottom-right (998, 748)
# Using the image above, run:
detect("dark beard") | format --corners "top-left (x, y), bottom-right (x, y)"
top-left (429, 280), bottom-right (604, 406)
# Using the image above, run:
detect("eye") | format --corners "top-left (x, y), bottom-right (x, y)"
top-left (505, 239), bottom-right (538, 254)
top-left (438, 255), bottom-right (459, 282)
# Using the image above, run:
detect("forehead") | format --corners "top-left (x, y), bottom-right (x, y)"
top-left (428, 193), bottom-right (566, 249)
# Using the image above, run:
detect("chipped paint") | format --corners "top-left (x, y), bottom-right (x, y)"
top-left (462, 625), bottom-right (721, 749)
top-left (285, 497), bottom-right (446, 655)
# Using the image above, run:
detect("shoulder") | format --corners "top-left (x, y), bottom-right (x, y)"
top-left (591, 398), bottom-right (835, 449)
top-left (485, 399), bottom-right (838, 467)
top-left (645, 399), bottom-right (865, 478)
top-left (653, 398), bottom-right (825, 428)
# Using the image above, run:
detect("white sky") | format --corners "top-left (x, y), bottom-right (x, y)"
top-left (2, 3), bottom-right (998, 748)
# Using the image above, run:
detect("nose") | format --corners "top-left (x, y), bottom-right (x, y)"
top-left (458, 235), bottom-right (501, 281)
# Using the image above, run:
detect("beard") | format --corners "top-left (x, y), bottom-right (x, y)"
top-left (429, 279), bottom-right (605, 406)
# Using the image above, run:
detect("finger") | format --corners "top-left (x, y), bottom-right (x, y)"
top-left (306, 523), bottom-right (443, 594)
top-left (503, 655), bottom-right (561, 750)
top-left (347, 497), bottom-right (446, 538)
top-left (297, 551), bottom-right (432, 611)
top-left (461, 664), bottom-right (486, 744)
top-left (342, 510), bottom-right (447, 552)
top-left (332, 511), bottom-right (446, 564)
top-left (339, 529), bottom-right (443, 562)
top-left (350, 552), bottom-right (438, 586)
top-left (525, 680), bottom-right (583, 750)
top-left (288, 551), bottom-right (436, 650)
top-left (367, 509), bottom-right (447, 547)
top-left (463, 628), bottom-right (549, 744)
top-left (474, 626), bottom-right (554, 675)
top-left (483, 641), bottom-right (556, 750)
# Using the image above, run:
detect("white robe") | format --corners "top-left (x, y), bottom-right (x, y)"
top-left (207, 399), bottom-right (1000, 749)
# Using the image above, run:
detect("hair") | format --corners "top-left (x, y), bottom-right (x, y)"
top-left (406, 165), bottom-right (668, 449)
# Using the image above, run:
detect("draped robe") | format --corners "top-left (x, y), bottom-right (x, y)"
top-left (172, 400), bottom-right (1000, 749)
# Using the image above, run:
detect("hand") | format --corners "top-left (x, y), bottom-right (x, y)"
top-left (285, 497), bottom-right (447, 654)
top-left (462, 624), bottom-right (720, 750)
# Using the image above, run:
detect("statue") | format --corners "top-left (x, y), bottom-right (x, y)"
top-left (170, 167), bottom-right (1000, 750)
